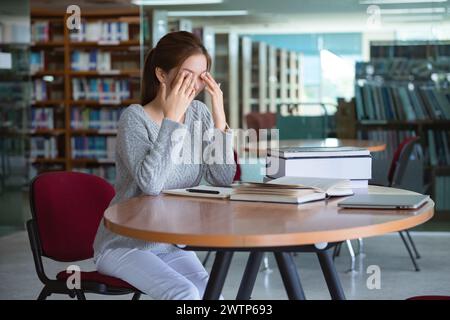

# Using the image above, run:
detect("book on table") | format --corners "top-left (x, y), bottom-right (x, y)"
top-left (230, 176), bottom-right (354, 204)
top-left (266, 147), bottom-right (372, 187)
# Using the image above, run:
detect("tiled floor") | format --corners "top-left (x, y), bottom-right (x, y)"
top-left (0, 231), bottom-right (449, 300)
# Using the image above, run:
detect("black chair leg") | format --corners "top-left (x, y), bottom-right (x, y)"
top-left (132, 292), bottom-right (141, 300)
top-left (202, 252), bottom-right (212, 267)
top-left (332, 242), bottom-right (342, 260)
top-left (405, 230), bottom-right (420, 259)
top-left (37, 286), bottom-right (50, 300)
top-left (75, 290), bottom-right (86, 300)
top-left (399, 231), bottom-right (420, 272)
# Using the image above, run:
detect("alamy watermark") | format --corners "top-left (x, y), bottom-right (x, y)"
top-left (366, 265), bottom-right (381, 290)
top-left (167, 121), bottom-right (280, 176)
top-left (66, 5), bottom-right (81, 31)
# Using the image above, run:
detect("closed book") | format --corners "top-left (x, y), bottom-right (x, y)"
top-left (268, 146), bottom-right (370, 158)
top-left (266, 155), bottom-right (372, 180)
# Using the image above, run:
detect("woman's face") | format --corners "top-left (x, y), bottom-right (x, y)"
top-left (166, 53), bottom-right (208, 97)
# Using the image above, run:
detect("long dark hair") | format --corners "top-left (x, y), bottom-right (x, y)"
top-left (141, 31), bottom-right (212, 105)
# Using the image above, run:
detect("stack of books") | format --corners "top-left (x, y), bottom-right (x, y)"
top-left (31, 108), bottom-right (54, 130)
top-left (71, 50), bottom-right (111, 71)
top-left (70, 107), bottom-right (124, 130)
top-left (354, 82), bottom-right (450, 121)
top-left (69, 21), bottom-right (129, 43)
top-left (266, 146), bottom-right (372, 190)
top-left (30, 137), bottom-right (58, 159)
top-left (31, 21), bottom-right (50, 42)
top-left (71, 136), bottom-right (116, 160)
top-left (30, 51), bottom-right (45, 73)
top-left (71, 78), bottom-right (131, 102)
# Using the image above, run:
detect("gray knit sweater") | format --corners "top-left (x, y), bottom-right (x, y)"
top-left (93, 100), bottom-right (236, 260)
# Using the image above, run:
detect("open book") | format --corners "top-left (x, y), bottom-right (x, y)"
top-left (230, 176), bottom-right (354, 204)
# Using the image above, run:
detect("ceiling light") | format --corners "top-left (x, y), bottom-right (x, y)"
top-left (379, 7), bottom-right (446, 14)
top-left (382, 14), bottom-right (444, 21)
top-left (167, 10), bottom-right (249, 17)
top-left (132, 0), bottom-right (223, 5)
top-left (360, 0), bottom-right (447, 4)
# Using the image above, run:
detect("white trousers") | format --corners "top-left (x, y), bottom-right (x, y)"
top-left (96, 246), bottom-right (216, 300)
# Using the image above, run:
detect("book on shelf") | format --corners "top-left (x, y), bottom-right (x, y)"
top-left (31, 21), bottom-right (50, 43)
top-left (32, 79), bottom-right (47, 101)
top-left (427, 129), bottom-right (450, 166)
top-left (70, 21), bottom-right (129, 43)
top-left (71, 136), bottom-right (116, 160)
top-left (71, 50), bottom-right (111, 71)
top-left (354, 82), bottom-right (450, 122)
top-left (30, 136), bottom-right (58, 159)
top-left (31, 79), bottom-right (64, 102)
top-left (435, 175), bottom-right (450, 211)
top-left (70, 107), bottom-right (124, 130)
top-left (356, 58), bottom-right (450, 80)
top-left (71, 78), bottom-right (131, 103)
top-left (266, 147), bottom-right (372, 183)
top-left (230, 176), bottom-right (353, 204)
top-left (30, 108), bottom-right (54, 129)
top-left (30, 51), bottom-right (45, 73)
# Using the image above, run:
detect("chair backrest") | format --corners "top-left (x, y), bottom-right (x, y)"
top-left (233, 150), bottom-right (241, 181)
top-left (29, 171), bottom-right (115, 262)
top-left (245, 112), bottom-right (276, 132)
top-left (388, 136), bottom-right (420, 187)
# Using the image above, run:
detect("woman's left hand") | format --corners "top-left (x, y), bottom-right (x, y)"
top-left (201, 72), bottom-right (227, 132)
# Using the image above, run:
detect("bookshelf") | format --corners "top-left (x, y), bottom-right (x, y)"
top-left (0, 42), bottom-right (30, 192)
top-left (352, 40), bottom-right (450, 216)
top-left (29, 8), bottom-right (144, 184)
top-left (240, 36), bottom-right (304, 125)
top-left (214, 32), bottom-right (239, 129)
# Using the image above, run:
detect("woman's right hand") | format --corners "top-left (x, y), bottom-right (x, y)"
top-left (158, 70), bottom-right (196, 123)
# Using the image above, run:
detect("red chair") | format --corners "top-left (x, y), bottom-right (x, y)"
top-left (27, 171), bottom-right (142, 300)
top-left (333, 136), bottom-right (423, 271)
top-left (245, 112), bottom-right (277, 140)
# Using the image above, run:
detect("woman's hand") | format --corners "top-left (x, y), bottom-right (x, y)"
top-left (158, 70), bottom-right (196, 123)
top-left (201, 72), bottom-right (227, 132)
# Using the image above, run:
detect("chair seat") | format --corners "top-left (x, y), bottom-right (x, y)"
top-left (56, 270), bottom-right (137, 290)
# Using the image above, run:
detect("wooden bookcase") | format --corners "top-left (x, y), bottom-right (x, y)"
top-left (240, 36), bottom-right (304, 125)
top-left (29, 8), bottom-right (144, 183)
top-left (353, 40), bottom-right (450, 216)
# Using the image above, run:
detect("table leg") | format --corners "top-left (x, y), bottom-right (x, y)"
top-left (273, 252), bottom-right (306, 300)
top-left (203, 251), bottom-right (234, 300)
top-left (316, 249), bottom-right (346, 300)
top-left (236, 251), bottom-right (264, 300)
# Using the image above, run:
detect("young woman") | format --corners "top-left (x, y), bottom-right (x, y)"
top-left (93, 31), bottom-right (236, 300)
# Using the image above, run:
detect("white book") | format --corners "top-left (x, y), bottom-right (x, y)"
top-left (111, 22), bottom-right (118, 42)
top-left (86, 22), bottom-right (102, 42)
top-left (266, 155), bottom-right (372, 180)
top-left (268, 146), bottom-right (370, 158)
top-left (120, 22), bottom-right (128, 41)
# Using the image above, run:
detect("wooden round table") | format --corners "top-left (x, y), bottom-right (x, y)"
top-left (244, 138), bottom-right (387, 154)
top-left (104, 186), bottom-right (433, 300)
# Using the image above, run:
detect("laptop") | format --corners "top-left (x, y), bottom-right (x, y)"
top-left (338, 194), bottom-right (430, 210)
